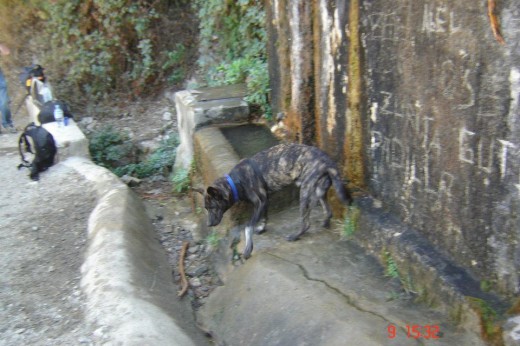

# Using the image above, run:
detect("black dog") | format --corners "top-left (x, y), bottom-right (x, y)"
top-left (199, 143), bottom-right (352, 259)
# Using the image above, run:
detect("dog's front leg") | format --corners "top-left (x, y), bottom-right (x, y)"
top-left (243, 225), bottom-right (254, 259)
top-left (243, 196), bottom-right (267, 259)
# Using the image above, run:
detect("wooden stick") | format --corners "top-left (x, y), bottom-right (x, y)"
top-left (488, 0), bottom-right (506, 45)
top-left (177, 241), bottom-right (189, 297)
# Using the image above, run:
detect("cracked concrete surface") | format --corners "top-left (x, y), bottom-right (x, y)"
top-left (197, 205), bottom-right (487, 345)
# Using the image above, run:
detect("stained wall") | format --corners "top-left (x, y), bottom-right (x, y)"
top-left (266, 0), bottom-right (520, 298)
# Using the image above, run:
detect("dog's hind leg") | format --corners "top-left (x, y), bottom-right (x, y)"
top-left (319, 197), bottom-right (332, 228)
top-left (287, 186), bottom-right (312, 241)
top-left (316, 176), bottom-right (333, 228)
top-left (255, 201), bottom-right (268, 234)
top-left (253, 186), bottom-right (269, 234)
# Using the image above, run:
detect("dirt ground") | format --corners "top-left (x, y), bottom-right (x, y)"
top-left (0, 92), bottom-right (220, 345)
top-left (0, 148), bottom-right (97, 345)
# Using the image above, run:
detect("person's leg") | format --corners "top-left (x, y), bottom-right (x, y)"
top-left (0, 86), bottom-right (14, 131)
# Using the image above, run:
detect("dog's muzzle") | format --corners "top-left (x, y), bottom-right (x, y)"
top-left (207, 210), bottom-right (224, 227)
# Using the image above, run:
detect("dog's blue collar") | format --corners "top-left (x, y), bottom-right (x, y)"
top-left (225, 174), bottom-right (239, 203)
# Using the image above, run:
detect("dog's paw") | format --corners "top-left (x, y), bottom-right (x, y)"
top-left (286, 234), bottom-right (300, 242)
top-left (255, 227), bottom-right (267, 235)
top-left (322, 219), bottom-right (331, 228)
top-left (243, 244), bottom-right (253, 259)
top-left (255, 220), bottom-right (267, 234)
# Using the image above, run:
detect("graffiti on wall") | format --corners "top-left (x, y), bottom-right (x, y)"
top-left (370, 91), bottom-right (519, 205)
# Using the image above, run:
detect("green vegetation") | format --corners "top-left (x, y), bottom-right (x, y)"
top-left (383, 251), bottom-right (400, 279)
top-left (342, 205), bottom-right (360, 239)
top-left (480, 280), bottom-right (493, 293)
top-left (171, 168), bottom-right (190, 194)
top-left (467, 297), bottom-right (503, 343)
top-left (1, 1), bottom-right (269, 114)
top-left (88, 125), bottom-right (135, 171)
top-left (194, 0), bottom-right (271, 118)
top-left (42, 1), bottom-right (189, 100)
top-left (0, 1), bottom-right (195, 103)
top-left (117, 135), bottom-right (180, 179)
top-left (162, 43), bottom-right (188, 85)
top-left (206, 230), bottom-right (220, 247)
top-left (382, 250), bottom-right (416, 296)
top-left (88, 126), bottom-right (180, 179)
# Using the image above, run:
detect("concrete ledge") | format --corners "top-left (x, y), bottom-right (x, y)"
top-left (63, 158), bottom-right (208, 345)
top-left (173, 85), bottom-right (249, 172)
top-left (352, 195), bottom-right (510, 341)
top-left (42, 120), bottom-right (90, 160)
top-left (25, 95), bottom-right (40, 124)
top-left (194, 127), bottom-right (240, 185)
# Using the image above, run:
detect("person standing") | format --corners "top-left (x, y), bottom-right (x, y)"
top-left (0, 43), bottom-right (16, 133)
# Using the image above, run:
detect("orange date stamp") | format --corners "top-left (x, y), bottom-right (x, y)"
top-left (387, 324), bottom-right (441, 339)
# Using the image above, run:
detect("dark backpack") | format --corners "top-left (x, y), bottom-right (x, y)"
top-left (18, 123), bottom-right (57, 181)
top-left (19, 64), bottom-right (45, 93)
top-left (37, 100), bottom-right (74, 124)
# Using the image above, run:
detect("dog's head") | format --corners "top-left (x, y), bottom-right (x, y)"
top-left (195, 185), bottom-right (232, 227)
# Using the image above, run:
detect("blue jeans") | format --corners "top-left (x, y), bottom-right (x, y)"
top-left (0, 68), bottom-right (13, 128)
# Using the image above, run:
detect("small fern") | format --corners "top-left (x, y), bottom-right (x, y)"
top-left (171, 168), bottom-right (190, 193)
top-left (342, 205), bottom-right (360, 239)
top-left (384, 251), bottom-right (400, 279)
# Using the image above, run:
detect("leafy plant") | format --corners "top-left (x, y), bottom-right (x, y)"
top-left (342, 205), bottom-right (360, 239)
top-left (39, 1), bottom-right (160, 99)
top-left (194, 0), bottom-right (271, 118)
top-left (89, 127), bottom-right (180, 179)
top-left (88, 125), bottom-right (136, 170)
top-left (171, 168), bottom-right (190, 194)
top-left (163, 43), bottom-right (188, 85)
top-left (382, 250), bottom-right (417, 295)
top-left (116, 135), bottom-right (180, 179)
top-left (383, 251), bottom-right (400, 279)
top-left (467, 297), bottom-right (502, 341)
top-left (8, 1), bottom-right (196, 103)
top-left (206, 230), bottom-right (220, 247)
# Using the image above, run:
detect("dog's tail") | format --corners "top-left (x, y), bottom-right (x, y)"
top-left (328, 167), bottom-right (353, 205)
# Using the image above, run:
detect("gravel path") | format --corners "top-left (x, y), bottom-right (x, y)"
top-left (0, 139), bottom-right (98, 346)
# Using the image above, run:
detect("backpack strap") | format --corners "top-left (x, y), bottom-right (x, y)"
top-left (17, 124), bottom-right (35, 170)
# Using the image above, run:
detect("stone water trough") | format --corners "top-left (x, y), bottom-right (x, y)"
top-left (172, 86), bottom-right (508, 345)
top-left (173, 85), bottom-right (297, 247)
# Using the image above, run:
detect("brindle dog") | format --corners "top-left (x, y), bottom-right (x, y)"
top-left (199, 143), bottom-right (353, 259)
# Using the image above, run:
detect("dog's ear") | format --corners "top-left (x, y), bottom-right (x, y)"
top-left (191, 187), bottom-right (204, 195)
top-left (207, 186), bottom-right (223, 200)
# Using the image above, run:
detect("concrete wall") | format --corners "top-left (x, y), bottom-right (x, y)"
top-left (266, 0), bottom-right (520, 298)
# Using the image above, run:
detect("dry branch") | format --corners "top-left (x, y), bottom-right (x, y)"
top-left (177, 241), bottom-right (189, 297)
